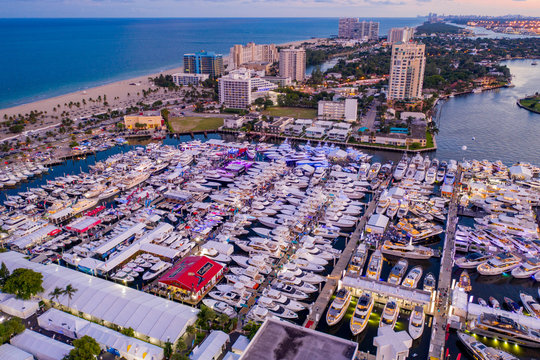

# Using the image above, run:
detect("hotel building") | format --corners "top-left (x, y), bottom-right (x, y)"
top-left (229, 42), bottom-right (278, 69)
top-left (338, 18), bottom-right (379, 40)
top-left (388, 42), bottom-right (426, 101)
top-left (172, 73), bottom-right (209, 86)
top-left (318, 99), bottom-right (358, 122)
top-left (279, 48), bottom-right (306, 82)
top-left (183, 51), bottom-right (224, 78)
top-left (218, 69), bottom-right (278, 109)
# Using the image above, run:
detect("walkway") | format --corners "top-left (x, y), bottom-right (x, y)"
top-left (428, 168), bottom-right (462, 360)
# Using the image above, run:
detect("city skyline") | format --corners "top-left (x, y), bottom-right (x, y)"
top-left (1, 0), bottom-right (539, 18)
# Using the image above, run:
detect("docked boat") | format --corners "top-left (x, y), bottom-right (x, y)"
top-left (423, 272), bottom-right (436, 292)
top-left (350, 292), bottom-right (374, 335)
top-left (141, 261), bottom-right (172, 281)
top-left (489, 297), bottom-right (500, 309)
top-left (348, 243), bottom-right (368, 276)
top-left (402, 266), bottom-right (423, 289)
top-left (326, 288), bottom-right (352, 326)
top-left (520, 293), bottom-right (540, 318)
top-left (478, 298), bottom-right (488, 307)
top-left (511, 256), bottom-right (540, 278)
top-left (471, 313), bottom-right (540, 348)
top-left (457, 331), bottom-right (519, 360)
top-left (381, 240), bottom-right (434, 260)
top-left (366, 249), bottom-right (383, 281)
top-left (408, 305), bottom-right (425, 340)
top-left (379, 300), bottom-right (399, 329)
top-left (457, 269), bottom-right (472, 292)
top-left (455, 252), bottom-right (490, 269)
top-left (202, 299), bottom-right (237, 317)
top-left (271, 282), bottom-right (309, 300)
top-left (387, 259), bottom-right (408, 285)
top-left (261, 288), bottom-right (305, 312)
top-left (477, 252), bottom-right (521, 276)
top-left (504, 297), bottom-right (522, 314)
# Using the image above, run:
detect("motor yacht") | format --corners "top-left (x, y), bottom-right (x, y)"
top-left (261, 288), bottom-right (305, 312)
top-left (350, 293), bottom-right (374, 335)
top-left (387, 259), bottom-right (408, 285)
top-left (511, 256), bottom-right (540, 278)
top-left (326, 288), bottom-right (352, 326)
top-left (381, 240), bottom-right (434, 260)
top-left (471, 313), bottom-right (540, 348)
top-left (141, 261), bottom-right (172, 281)
top-left (347, 243), bottom-right (368, 276)
top-left (504, 297), bottom-right (522, 314)
top-left (202, 299), bottom-right (237, 317)
top-left (402, 266), bottom-right (423, 288)
top-left (271, 282), bottom-right (309, 300)
top-left (408, 306), bottom-right (425, 340)
top-left (520, 293), bottom-right (540, 318)
top-left (423, 272), bottom-right (436, 292)
top-left (489, 297), bottom-right (500, 309)
top-left (455, 252), bottom-right (491, 269)
top-left (457, 269), bottom-right (472, 292)
top-left (477, 252), bottom-right (521, 276)
top-left (379, 300), bottom-right (399, 329)
top-left (457, 331), bottom-right (519, 360)
top-left (257, 299), bottom-right (298, 319)
top-left (366, 250), bottom-right (383, 281)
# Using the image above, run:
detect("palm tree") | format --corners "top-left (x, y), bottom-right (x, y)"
top-left (63, 284), bottom-right (78, 310)
top-left (48, 287), bottom-right (63, 307)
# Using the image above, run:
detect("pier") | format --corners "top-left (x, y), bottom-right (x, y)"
top-left (428, 168), bottom-right (462, 360)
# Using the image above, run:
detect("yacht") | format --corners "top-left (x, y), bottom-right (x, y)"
top-left (457, 269), bottom-right (472, 292)
top-left (457, 332), bottom-right (519, 360)
top-left (504, 297), bottom-right (522, 314)
top-left (202, 299), bottom-right (237, 317)
top-left (257, 300), bottom-right (298, 319)
top-left (489, 297), bottom-right (500, 309)
top-left (511, 256), bottom-right (540, 278)
top-left (246, 305), bottom-right (271, 323)
top-left (477, 252), bottom-right (521, 276)
top-left (366, 250), bottom-right (383, 281)
top-left (379, 300), bottom-right (399, 329)
top-left (271, 282), bottom-right (309, 300)
top-left (386, 198), bottom-right (400, 219)
top-left (423, 272), bottom-right (436, 292)
top-left (381, 240), bottom-right (434, 260)
top-left (425, 166), bottom-right (437, 184)
top-left (402, 266), bottom-right (423, 288)
top-left (471, 313), bottom-right (540, 348)
top-left (326, 288), bottom-right (352, 326)
top-left (520, 293), bottom-right (540, 318)
top-left (435, 166), bottom-right (446, 183)
top-left (261, 288), bottom-right (305, 312)
top-left (387, 259), bottom-right (408, 285)
top-left (393, 161), bottom-right (407, 181)
top-left (408, 306), bottom-right (425, 340)
top-left (350, 293), bottom-right (374, 335)
top-left (455, 252), bottom-right (490, 269)
top-left (347, 243), bottom-right (368, 276)
top-left (141, 261), bottom-right (172, 281)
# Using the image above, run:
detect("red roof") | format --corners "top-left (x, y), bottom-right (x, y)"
top-left (158, 256), bottom-right (223, 293)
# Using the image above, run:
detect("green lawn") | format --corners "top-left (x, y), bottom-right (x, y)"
top-left (169, 116), bottom-right (224, 133)
top-left (262, 107), bottom-right (318, 119)
top-left (519, 97), bottom-right (540, 112)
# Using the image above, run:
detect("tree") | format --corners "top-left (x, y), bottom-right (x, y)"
top-left (3, 268), bottom-right (44, 300)
top-left (0, 318), bottom-right (25, 344)
top-left (121, 327), bottom-right (135, 337)
top-left (65, 335), bottom-right (101, 360)
top-left (164, 340), bottom-right (173, 359)
top-left (48, 287), bottom-right (64, 306)
top-left (0, 262), bottom-right (10, 288)
top-left (63, 284), bottom-right (78, 309)
top-left (185, 325), bottom-right (197, 337)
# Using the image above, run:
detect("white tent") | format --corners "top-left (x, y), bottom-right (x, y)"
top-left (0, 343), bottom-right (33, 360)
top-left (509, 165), bottom-right (532, 180)
top-left (190, 330), bottom-right (229, 360)
top-left (0, 293), bottom-right (39, 319)
top-left (10, 330), bottom-right (73, 360)
top-left (38, 308), bottom-right (88, 338)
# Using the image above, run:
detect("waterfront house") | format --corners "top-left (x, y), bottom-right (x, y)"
top-left (313, 120), bottom-right (334, 130)
top-left (327, 128), bottom-right (349, 142)
top-left (284, 124), bottom-right (304, 137)
top-left (305, 126), bottom-right (326, 139)
top-left (295, 118), bottom-right (313, 127)
top-left (267, 117), bottom-right (294, 134)
top-left (223, 116), bottom-right (247, 129)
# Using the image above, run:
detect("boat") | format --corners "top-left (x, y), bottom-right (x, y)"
top-left (379, 300), bottom-right (399, 329)
top-left (471, 313), bottom-right (540, 348)
top-left (457, 331), bottom-right (519, 360)
top-left (350, 293), bottom-right (374, 335)
top-left (387, 259), bottom-right (408, 285)
top-left (366, 250), bottom-right (383, 281)
top-left (202, 299), bottom-right (237, 317)
top-left (457, 269), bottom-right (472, 292)
top-left (423, 272), bottom-right (436, 292)
top-left (455, 252), bottom-right (490, 269)
top-left (257, 299), bottom-right (298, 319)
top-left (141, 261), bottom-right (172, 281)
top-left (511, 256), bottom-right (540, 278)
top-left (402, 266), bottom-right (423, 289)
top-left (489, 297), bottom-right (500, 309)
top-left (261, 288), bottom-right (305, 312)
top-left (271, 282), bottom-right (309, 300)
top-left (326, 288), bottom-right (352, 326)
top-left (477, 252), bottom-right (521, 276)
top-left (246, 305), bottom-right (271, 322)
top-left (381, 240), bottom-right (434, 260)
top-left (348, 243), bottom-right (368, 276)
top-left (504, 297), bottom-right (522, 314)
top-left (478, 298), bottom-right (488, 307)
top-left (520, 293), bottom-right (540, 318)
top-left (408, 305), bottom-right (425, 340)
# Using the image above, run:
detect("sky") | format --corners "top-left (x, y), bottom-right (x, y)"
top-left (1, 0), bottom-right (539, 18)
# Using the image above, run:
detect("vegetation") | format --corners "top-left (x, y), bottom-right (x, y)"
top-left (262, 106), bottom-right (318, 119)
top-left (168, 117), bottom-right (224, 133)
top-left (416, 22), bottom-right (462, 34)
top-left (3, 268), bottom-right (44, 300)
top-left (0, 262), bottom-right (10, 287)
top-left (243, 321), bottom-right (261, 339)
top-left (0, 318), bottom-right (25, 344)
top-left (64, 335), bottom-right (101, 360)
top-left (152, 74), bottom-right (177, 88)
top-left (518, 93), bottom-right (540, 113)
top-left (121, 327), bottom-right (135, 337)
top-left (275, 88), bottom-right (333, 108)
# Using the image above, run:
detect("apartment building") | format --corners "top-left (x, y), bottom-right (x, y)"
top-left (218, 69), bottom-right (278, 109)
top-left (318, 99), bottom-right (358, 122)
top-left (279, 48), bottom-right (306, 82)
top-left (338, 18), bottom-right (379, 40)
top-left (388, 27), bottom-right (415, 44)
top-left (388, 42), bottom-right (426, 100)
top-left (172, 73), bottom-right (209, 86)
top-left (184, 51), bottom-right (224, 78)
top-left (229, 42), bottom-right (278, 69)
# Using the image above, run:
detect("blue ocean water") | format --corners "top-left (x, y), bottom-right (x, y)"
top-left (0, 17), bottom-right (425, 109)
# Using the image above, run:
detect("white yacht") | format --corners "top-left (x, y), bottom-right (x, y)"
top-left (511, 257), bottom-right (540, 278)
top-left (142, 261), bottom-right (172, 281)
top-left (402, 266), bottom-right (423, 288)
top-left (455, 252), bottom-right (491, 269)
top-left (350, 292), bottom-right (374, 335)
top-left (457, 332), bottom-right (518, 360)
top-left (381, 240), bottom-right (434, 260)
top-left (477, 252), bottom-right (521, 276)
top-left (366, 250), bottom-right (383, 281)
top-left (379, 300), bottom-right (399, 329)
top-left (202, 299), bottom-right (237, 317)
top-left (408, 306), bottom-right (425, 340)
top-left (520, 293), bottom-right (540, 319)
top-left (326, 288), bottom-right (352, 326)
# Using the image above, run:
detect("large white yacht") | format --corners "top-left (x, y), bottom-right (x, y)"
top-left (477, 252), bottom-right (521, 276)
top-left (381, 240), bottom-right (434, 260)
top-left (511, 256), bottom-right (540, 278)
top-left (457, 332), bottom-right (518, 360)
top-left (326, 288), bottom-right (352, 326)
top-left (366, 250), bottom-right (383, 281)
top-left (408, 305), bottom-right (425, 340)
top-left (350, 293), bottom-right (374, 335)
top-left (379, 300), bottom-right (399, 329)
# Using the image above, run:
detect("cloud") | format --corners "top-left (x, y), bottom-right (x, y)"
top-left (365, 0), bottom-right (406, 4)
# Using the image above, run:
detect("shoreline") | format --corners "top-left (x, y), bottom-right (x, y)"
top-left (0, 37), bottom-right (324, 119)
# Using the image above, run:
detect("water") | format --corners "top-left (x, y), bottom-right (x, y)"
top-left (0, 17), bottom-right (425, 109)
top-left (434, 59), bottom-right (540, 166)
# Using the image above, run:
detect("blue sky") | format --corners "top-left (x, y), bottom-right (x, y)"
top-left (1, 0), bottom-right (539, 18)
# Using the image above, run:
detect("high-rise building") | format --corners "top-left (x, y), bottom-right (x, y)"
top-left (279, 48), bottom-right (306, 82)
top-left (218, 69), bottom-right (278, 109)
top-left (388, 27), bottom-right (415, 44)
top-left (388, 42), bottom-right (426, 101)
top-left (318, 99), bottom-right (358, 122)
top-left (229, 43), bottom-right (278, 69)
top-left (183, 51), bottom-right (224, 78)
top-left (338, 18), bottom-right (379, 40)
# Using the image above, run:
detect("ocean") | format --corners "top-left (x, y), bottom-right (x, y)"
top-left (0, 17), bottom-right (425, 109)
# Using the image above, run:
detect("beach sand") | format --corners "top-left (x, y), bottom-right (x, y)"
top-left (0, 37), bottom-right (326, 123)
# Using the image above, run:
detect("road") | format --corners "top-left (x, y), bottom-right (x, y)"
top-left (361, 103), bottom-right (378, 131)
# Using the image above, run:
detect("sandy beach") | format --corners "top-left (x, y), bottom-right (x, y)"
top-left (0, 37), bottom-right (326, 123)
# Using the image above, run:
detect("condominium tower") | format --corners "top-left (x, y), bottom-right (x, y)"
top-left (183, 51), bottom-right (224, 78)
top-left (338, 18), bottom-right (379, 40)
top-left (218, 69), bottom-right (278, 109)
top-left (279, 48), bottom-right (306, 82)
top-left (388, 42), bottom-right (426, 100)
top-left (229, 43), bottom-right (279, 69)
top-left (388, 27), bottom-right (415, 44)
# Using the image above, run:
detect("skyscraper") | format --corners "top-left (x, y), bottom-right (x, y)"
top-left (229, 43), bottom-right (278, 69)
top-left (388, 27), bottom-right (415, 44)
top-left (183, 51), bottom-right (224, 78)
top-left (388, 42), bottom-right (426, 101)
top-left (279, 48), bottom-right (306, 82)
top-left (338, 18), bottom-right (379, 40)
